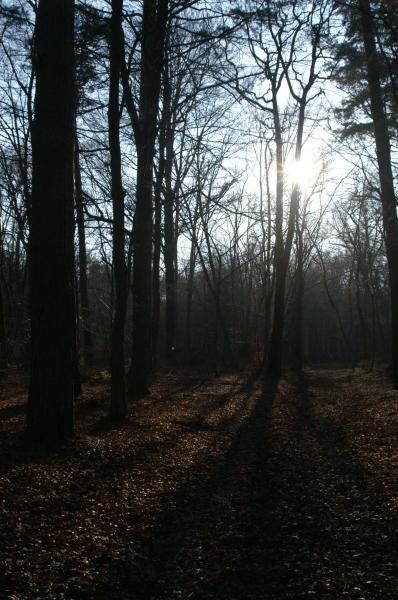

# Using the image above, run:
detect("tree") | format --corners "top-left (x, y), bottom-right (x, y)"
top-left (26, 0), bottom-right (76, 441)
top-left (358, 0), bottom-right (398, 387)
top-left (73, 5), bottom-right (109, 368)
top-left (333, 0), bottom-right (398, 142)
top-left (226, 0), bottom-right (332, 376)
top-left (74, 132), bottom-right (93, 367)
top-left (123, 0), bottom-right (169, 398)
top-left (108, 0), bottom-right (128, 419)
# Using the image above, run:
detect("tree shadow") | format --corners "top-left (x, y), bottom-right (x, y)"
top-left (110, 376), bottom-right (279, 599)
top-left (1, 370), bottom-right (280, 598)
top-left (294, 372), bottom-right (366, 478)
top-left (293, 371), bottom-right (398, 550)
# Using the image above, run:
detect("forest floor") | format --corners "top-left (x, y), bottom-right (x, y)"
top-left (0, 367), bottom-right (398, 599)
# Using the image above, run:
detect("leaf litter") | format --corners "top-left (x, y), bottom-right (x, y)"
top-left (0, 367), bottom-right (397, 598)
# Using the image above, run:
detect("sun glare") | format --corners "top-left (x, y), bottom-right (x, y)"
top-left (285, 146), bottom-right (322, 192)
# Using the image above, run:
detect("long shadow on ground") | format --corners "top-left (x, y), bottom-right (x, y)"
top-left (110, 378), bottom-right (279, 600)
top-left (290, 372), bottom-right (398, 597)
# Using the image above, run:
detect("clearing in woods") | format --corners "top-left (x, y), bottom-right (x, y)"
top-left (0, 368), bottom-right (397, 598)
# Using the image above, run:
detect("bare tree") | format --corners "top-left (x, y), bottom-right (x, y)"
top-left (122, 0), bottom-right (169, 398)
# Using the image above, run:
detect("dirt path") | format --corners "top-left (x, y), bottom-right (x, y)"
top-left (0, 369), bottom-right (397, 598)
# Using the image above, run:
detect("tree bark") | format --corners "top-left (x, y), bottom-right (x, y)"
top-left (184, 237), bottom-right (196, 352)
top-left (74, 132), bottom-right (93, 367)
top-left (128, 0), bottom-right (168, 398)
top-left (267, 98), bottom-right (306, 377)
top-left (266, 100), bottom-right (285, 377)
top-left (163, 71), bottom-right (177, 360)
top-left (0, 278), bottom-right (6, 370)
top-left (0, 218), bottom-right (7, 370)
top-left (109, 0), bottom-right (128, 420)
top-left (27, 0), bottom-right (76, 441)
top-left (291, 219), bottom-right (304, 371)
top-left (151, 120), bottom-right (166, 367)
top-left (359, 0), bottom-right (398, 388)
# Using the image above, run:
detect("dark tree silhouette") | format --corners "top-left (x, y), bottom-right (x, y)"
top-left (74, 132), bottom-right (93, 367)
top-left (26, 0), bottom-right (76, 441)
top-left (358, 0), bottom-right (398, 388)
top-left (123, 0), bottom-right (169, 398)
top-left (109, 0), bottom-right (128, 420)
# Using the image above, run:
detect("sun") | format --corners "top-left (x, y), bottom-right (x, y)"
top-left (284, 145), bottom-right (321, 192)
top-left (285, 158), bottom-right (309, 188)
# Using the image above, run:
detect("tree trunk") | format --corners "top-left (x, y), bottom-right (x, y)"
top-left (267, 98), bottom-right (306, 377)
top-left (262, 146), bottom-right (273, 364)
top-left (151, 121), bottom-right (166, 367)
top-left (74, 132), bottom-right (93, 367)
top-left (359, 0), bottom-right (398, 388)
top-left (355, 263), bottom-right (368, 359)
top-left (291, 222), bottom-right (304, 371)
top-left (163, 86), bottom-right (177, 360)
top-left (184, 237), bottom-right (196, 352)
top-left (0, 279), bottom-right (6, 370)
top-left (266, 102), bottom-right (285, 377)
top-left (109, 0), bottom-right (128, 420)
top-left (195, 236), bottom-right (238, 371)
top-left (27, 0), bottom-right (76, 441)
top-left (0, 219), bottom-right (7, 370)
top-left (128, 0), bottom-right (168, 398)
